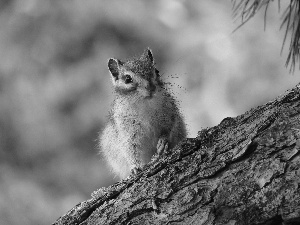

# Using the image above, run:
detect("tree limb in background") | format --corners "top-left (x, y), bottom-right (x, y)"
top-left (232, 0), bottom-right (300, 72)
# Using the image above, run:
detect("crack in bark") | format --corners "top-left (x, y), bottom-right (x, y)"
top-left (121, 208), bottom-right (154, 225)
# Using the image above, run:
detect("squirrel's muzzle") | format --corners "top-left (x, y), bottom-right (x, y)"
top-left (145, 81), bottom-right (156, 98)
top-left (146, 81), bottom-right (156, 92)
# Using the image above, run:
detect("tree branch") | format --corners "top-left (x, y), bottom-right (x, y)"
top-left (53, 82), bottom-right (300, 225)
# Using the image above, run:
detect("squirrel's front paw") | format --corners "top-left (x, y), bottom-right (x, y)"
top-left (130, 166), bottom-right (141, 176)
top-left (156, 137), bottom-right (169, 156)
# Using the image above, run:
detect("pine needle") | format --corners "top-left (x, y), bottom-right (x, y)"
top-left (281, 0), bottom-right (300, 72)
top-left (232, 0), bottom-right (300, 72)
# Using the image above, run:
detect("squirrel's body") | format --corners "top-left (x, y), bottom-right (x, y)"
top-left (100, 48), bottom-right (186, 179)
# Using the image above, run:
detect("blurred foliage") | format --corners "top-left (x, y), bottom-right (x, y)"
top-left (0, 0), bottom-right (299, 224)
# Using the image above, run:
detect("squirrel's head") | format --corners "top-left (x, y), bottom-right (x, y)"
top-left (108, 48), bottom-right (163, 99)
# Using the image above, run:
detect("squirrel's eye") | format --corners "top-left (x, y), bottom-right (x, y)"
top-left (124, 75), bottom-right (133, 84)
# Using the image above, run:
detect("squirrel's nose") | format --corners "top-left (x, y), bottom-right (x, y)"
top-left (146, 82), bottom-right (156, 93)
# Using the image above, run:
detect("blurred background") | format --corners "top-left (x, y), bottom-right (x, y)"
top-left (0, 0), bottom-right (299, 224)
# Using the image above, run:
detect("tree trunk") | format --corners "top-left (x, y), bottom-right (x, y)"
top-left (53, 83), bottom-right (300, 225)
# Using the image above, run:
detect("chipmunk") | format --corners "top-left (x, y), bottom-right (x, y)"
top-left (99, 48), bottom-right (186, 179)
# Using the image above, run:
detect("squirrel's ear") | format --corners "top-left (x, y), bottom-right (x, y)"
top-left (144, 48), bottom-right (154, 64)
top-left (108, 58), bottom-right (121, 81)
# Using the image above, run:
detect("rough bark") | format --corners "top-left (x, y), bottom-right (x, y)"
top-left (53, 83), bottom-right (300, 225)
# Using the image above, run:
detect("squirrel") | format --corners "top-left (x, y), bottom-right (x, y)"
top-left (99, 48), bottom-right (187, 179)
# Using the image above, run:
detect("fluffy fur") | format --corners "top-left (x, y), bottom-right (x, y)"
top-left (100, 48), bottom-right (186, 179)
